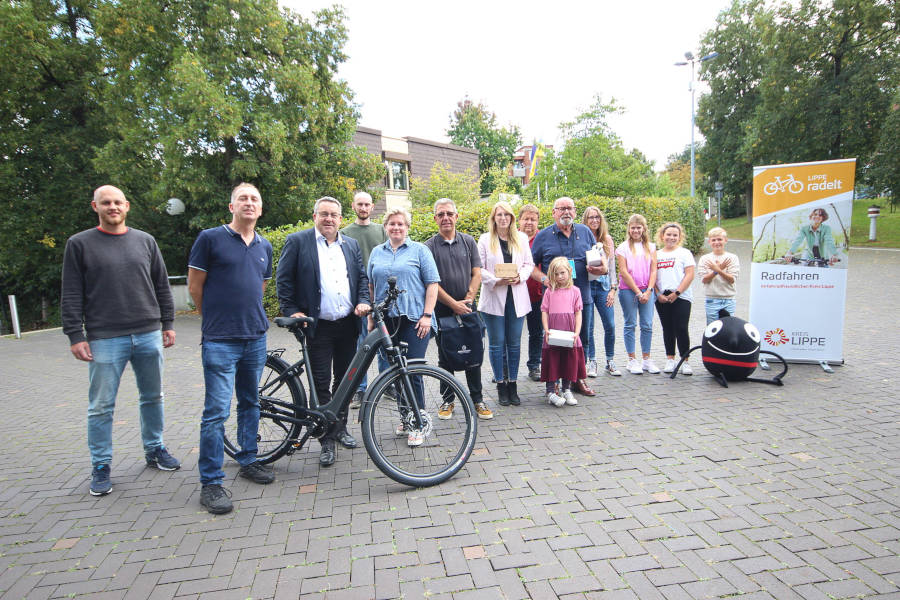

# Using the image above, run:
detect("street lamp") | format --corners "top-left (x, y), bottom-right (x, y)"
top-left (675, 50), bottom-right (719, 197)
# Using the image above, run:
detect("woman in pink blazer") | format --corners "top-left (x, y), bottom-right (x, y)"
top-left (477, 200), bottom-right (534, 407)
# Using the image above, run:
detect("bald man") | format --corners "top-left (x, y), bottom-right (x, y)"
top-left (62, 185), bottom-right (180, 497)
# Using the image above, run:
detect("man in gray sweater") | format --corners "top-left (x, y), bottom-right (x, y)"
top-left (61, 185), bottom-right (180, 497)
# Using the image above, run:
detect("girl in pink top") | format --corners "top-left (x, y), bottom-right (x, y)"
top-left (541, 257), bottom-right (587, 407)
top-left (615, 214), bottom-right (659, 375)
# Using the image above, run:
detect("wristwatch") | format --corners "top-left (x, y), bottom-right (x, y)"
top-left (422, 312), bottom-right (432, 318)
top-left (674, 290), bottom-right (681, 296)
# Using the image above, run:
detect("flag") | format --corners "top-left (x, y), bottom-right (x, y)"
top-left (527, 142), bottom-right (545, 181)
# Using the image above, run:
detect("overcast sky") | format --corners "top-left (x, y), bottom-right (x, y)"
top-left (284, 1), bottom-right (732, 170)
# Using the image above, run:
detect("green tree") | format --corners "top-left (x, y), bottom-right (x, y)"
top-left (528, 96), bottom-right (676, 200)
top-left (697, 0), bottom-right (899, 218)
top-left (408, 162), bottom-right (480, 208)
top-left (446, 98), bottom-right (521, 195)
top-left (869, 92), bottom-right (900, 208)
top-left (0, 0), bottom-right (108, 326)
top-left (663, 145), bottom-right (697, 196)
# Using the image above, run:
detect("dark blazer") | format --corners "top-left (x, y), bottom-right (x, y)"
top-left (276, 227), bottom-right (370, 336)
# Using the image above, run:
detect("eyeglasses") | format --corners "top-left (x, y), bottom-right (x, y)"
top-left (586, 216), bottom-right (601, 220)
top-left (555, 206), bottom-right (575, 212)
top-left (435, 211), bottom-right (456, 218)
top-left (317, 212), bottom-right (341, 219)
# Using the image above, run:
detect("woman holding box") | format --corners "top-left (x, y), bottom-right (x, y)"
top-left (582, 206), bottom-right (620, 377)
top-left (478, 201), bottom-right (534, 407)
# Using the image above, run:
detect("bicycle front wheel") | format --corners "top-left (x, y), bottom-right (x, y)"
top-left (361, 364), bottom-right (477, 487)
top-left (224, 354), bottom-right (305, 465)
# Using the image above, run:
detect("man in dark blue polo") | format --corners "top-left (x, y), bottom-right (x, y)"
top-left (188, 183), bottom-right (275, 515)
top-left (530, 196), bottom-right (596, 397)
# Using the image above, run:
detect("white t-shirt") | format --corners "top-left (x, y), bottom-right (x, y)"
top-left (655, 247), bottom-right (696, 303)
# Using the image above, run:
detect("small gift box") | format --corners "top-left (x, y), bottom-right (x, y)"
top-left (547, 329), bottom-right (576, 348)
top-left (585, 248), bottom-right (606, 281)
top-left (494, 263), bottom-right (519, 278)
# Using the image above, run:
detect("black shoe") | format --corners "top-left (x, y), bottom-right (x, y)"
top-left (319, 439), bottom-right (336, 466)
top-left (528, 367), bottom-right (541, 382)
top-left (239, 461), bottom-right (275, 484)
top-left (508, 381), bottom-right (521, 406)
top-left (200, 484), bottom-right (233, 514)
top-left (89, 464), bottom-right (112, 496)
top-left (496, 381), bottom-right (510, 406)
top-left (337, 428), bottom-right (358, 449)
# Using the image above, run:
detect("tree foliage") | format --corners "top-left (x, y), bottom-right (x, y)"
top-left (446, 98), bottom-right (521, 194)
top-left (868, 92), bottom-right (900, 208)
top-left (408, 162), bottom-right (481, 208)
top-left (527, 96), bottom-right (677, 201)
top-left (0, 0), bottom-right (382, 328)
top-left (697, 0), bottom-right (899, 215)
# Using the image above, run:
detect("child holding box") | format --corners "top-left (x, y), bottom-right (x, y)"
top-left (541, 257), bottom-right (586, 407)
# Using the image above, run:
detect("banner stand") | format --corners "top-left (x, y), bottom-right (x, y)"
top-left (749, 158), bottom-right (856, 367)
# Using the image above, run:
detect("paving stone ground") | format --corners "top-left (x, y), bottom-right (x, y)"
top-left (2, 240), bottom-right (899, 600)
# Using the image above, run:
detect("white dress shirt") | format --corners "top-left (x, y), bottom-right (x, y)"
top-left (316, 230), bottom-right (354, 321)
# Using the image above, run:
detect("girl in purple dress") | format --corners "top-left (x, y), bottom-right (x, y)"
top-left (540, 257), bottom-right (587, 407)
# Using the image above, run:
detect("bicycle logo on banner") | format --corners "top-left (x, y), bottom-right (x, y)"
top-left (763, 174), bottom-right (803, 195)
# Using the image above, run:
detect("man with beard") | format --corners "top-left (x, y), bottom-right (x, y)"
top-left (529, 197), bottom-right (596, 397)
top-left (340, 191), bottom-right (387, 408)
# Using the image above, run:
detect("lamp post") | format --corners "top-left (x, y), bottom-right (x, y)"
top-left (675, 51), bottom-right (718, 197)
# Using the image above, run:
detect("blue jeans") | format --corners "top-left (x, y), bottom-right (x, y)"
top-left (481, 294), bottom-right (525, 382)
top-left (87, 331), bottom-right (165, 467)
top-left (619, 288), bottom-right (655, 355)
top-left (705, 298), bottom-right (736, 324)
top-left (199, 336), bottom-right (266, 485)
top-left (525, 299), bottom-right (543, 370)
top-left (356, 319), bottom-right (369, 393)
top-left (586, 280), bottom-right (616, 362)
top-left (382, 317), bottom-right (431, 409)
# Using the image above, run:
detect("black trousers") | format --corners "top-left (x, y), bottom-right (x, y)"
top-left (308, 314), bottom-right (358, 440)
top-left (655, 298), bottom-right (692, 358)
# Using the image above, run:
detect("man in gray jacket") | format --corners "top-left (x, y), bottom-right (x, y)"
top-left (62, 185), bottom-right (180, 497)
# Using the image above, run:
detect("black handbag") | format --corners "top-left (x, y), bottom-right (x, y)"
top-left (436, 312), bottom-right (485, 371)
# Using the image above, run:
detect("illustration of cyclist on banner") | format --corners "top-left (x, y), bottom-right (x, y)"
top-left (751, 204), bottom-right (849, 269)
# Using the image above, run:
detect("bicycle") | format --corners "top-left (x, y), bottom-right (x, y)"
top-left (223, 277), bottom-right (477, 487)
top-left (763, 174), bottom-right (803, 195)
top-left (768, 256), bottom-right (839, 268)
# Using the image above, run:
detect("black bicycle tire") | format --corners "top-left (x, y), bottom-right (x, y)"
top-left (224, 354), bottom-right (305, 465)
top-left (360, 364), bottom-right (476, 487)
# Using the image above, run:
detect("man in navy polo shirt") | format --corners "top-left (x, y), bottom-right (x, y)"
top-left (188, 183), bottom-right (275, 515)
top-left (530, 196), bottom-right (596, 397)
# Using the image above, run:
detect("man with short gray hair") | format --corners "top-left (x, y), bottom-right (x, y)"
top-left (277, 196), bottom-right (371, 467)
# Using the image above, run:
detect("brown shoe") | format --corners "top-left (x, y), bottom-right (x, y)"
top-left (574, 379), bottom-right (596, 396)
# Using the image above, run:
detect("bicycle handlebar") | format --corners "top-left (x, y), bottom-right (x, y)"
top-left (371, 276), bottom-right (405, 322)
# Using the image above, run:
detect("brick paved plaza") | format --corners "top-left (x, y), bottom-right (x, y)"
top-left (2, 240), bottom-right (899, 599)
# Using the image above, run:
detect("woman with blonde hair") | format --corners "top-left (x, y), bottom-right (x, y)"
top-left (615, 214), bottom-right (658, 375)
top-left (654, 222), bottom-right (695, 375)
top-left (582, 206), bottom-right (620, 377)
top-left (477, 201), bottom-right (534, 407)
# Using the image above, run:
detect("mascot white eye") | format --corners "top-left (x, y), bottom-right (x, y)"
top-left (704, 320), bottom-right (723, 338)
top-left (743, 323), bottom-right (761, 343)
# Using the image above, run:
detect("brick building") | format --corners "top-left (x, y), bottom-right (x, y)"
top-left (510, 144), bottom-right (553, 187)
top-left (352, 126), bottom-right (479, 214)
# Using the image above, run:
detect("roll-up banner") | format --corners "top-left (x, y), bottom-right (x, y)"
top-left (749, 158), bottom-right (855, 363)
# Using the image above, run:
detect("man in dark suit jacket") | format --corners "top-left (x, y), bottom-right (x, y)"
top-left (276, 196), bottom-right (371, 466)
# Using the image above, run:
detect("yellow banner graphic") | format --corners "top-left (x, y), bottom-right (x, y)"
top-left (752, 159), bottom-right (856, 218)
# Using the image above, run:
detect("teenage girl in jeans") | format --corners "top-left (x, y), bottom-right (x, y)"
top-left (615, 214), bottom-right (658, 375)
top-left (582, 206), bottom-right (620, 377)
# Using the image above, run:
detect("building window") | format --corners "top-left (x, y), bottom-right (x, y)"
top-left (387, 160), bottom-right (409, 191)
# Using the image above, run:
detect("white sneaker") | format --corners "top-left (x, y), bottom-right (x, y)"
top-left (627, 358), bottom-right (642, 374)
top-left (395, 422), bottom-right (407, 437)
top-left (663, 359), bottom-right (676, 373)
top-left (642, 359), bottom-right (660, 374)
top-left (407, 429), bottom-right (424, 446)
top-left (547, 392), bottom-right (565, 407)
top-left (563, 390), bottom-right (578, 405)
top-left (681, 362), bottom-right (693, 376)
top-left (605, 360), bottom-right (622, 376)
top-left (586, 360), bottom-right (598, 378)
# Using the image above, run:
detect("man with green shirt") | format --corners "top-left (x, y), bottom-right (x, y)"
top-left (340, 191), bottom-right (388, 408)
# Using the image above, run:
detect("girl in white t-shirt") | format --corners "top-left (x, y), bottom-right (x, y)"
top-left (654, 222), bottom-right (695, 375)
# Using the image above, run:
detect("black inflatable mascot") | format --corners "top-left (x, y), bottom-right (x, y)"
top-left (670, 310), bottom-right (787, 387)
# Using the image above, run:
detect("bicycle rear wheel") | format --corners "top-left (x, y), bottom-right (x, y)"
top-left (224, 354), bottom-right (305, 465)
top-left (360, 364), bottom-right (476, 487)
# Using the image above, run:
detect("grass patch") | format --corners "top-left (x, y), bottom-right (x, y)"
top-left (707, 198), bottom-right (899, 248)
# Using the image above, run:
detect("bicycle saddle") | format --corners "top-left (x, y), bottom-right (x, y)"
top-left (274, 316), bottom-right (316, 328)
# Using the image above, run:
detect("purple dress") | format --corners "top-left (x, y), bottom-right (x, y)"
top-left (540, 286), bottom-right (587, 382)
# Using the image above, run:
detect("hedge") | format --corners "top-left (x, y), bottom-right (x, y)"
top-left (258, 196), bottom-right (704, 318)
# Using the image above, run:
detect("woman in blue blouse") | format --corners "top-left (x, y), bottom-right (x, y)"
top-left (367, 207), bottom-right (440, 446)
